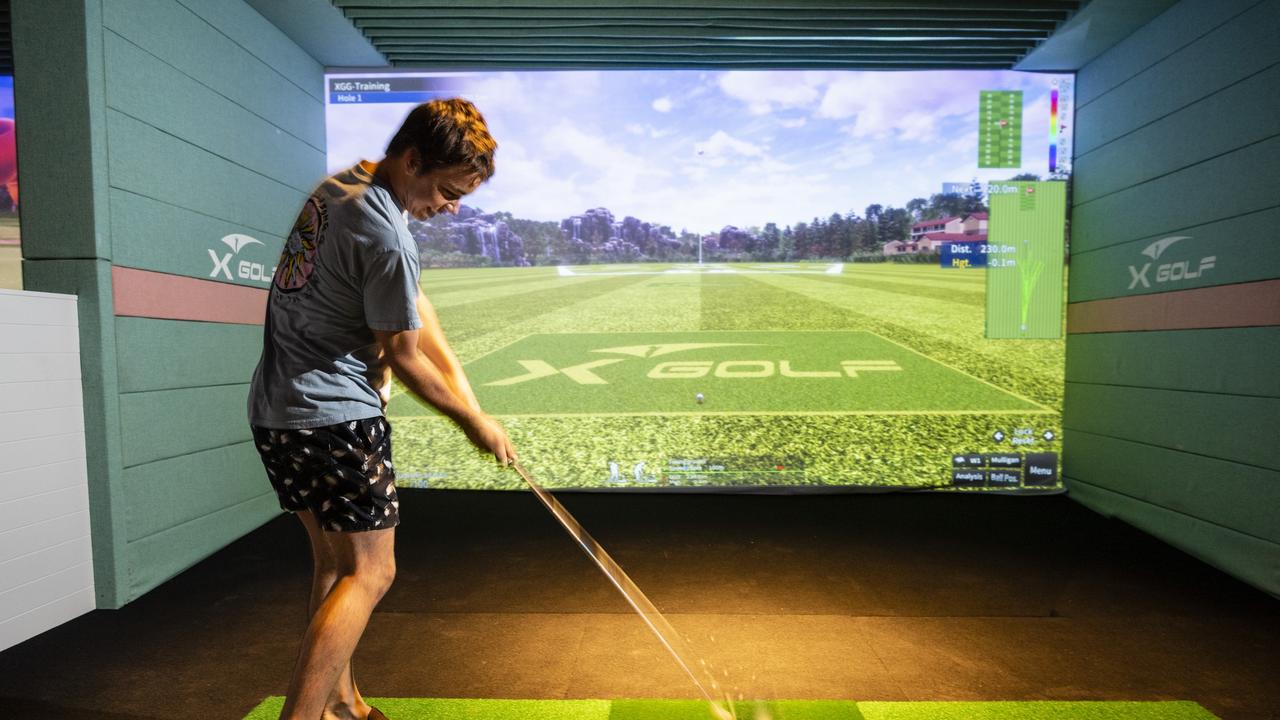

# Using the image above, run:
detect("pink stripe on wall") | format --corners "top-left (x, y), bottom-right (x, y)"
top-left (112, 266), bottom-right (267, 325)
top-left (1068, 279), bottom-right (1280, 334)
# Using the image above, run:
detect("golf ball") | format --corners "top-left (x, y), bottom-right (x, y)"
top-left (696, 393), bottom-right (705, 404)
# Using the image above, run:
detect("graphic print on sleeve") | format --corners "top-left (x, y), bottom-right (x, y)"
top-left (275, 196), bottom-right (328, 293)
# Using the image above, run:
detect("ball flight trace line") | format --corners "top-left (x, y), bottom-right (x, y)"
top-left (510, 460), bottom-right (737, 720)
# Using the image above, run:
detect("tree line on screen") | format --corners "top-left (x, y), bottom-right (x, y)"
top-left (408, 175), bottom-right (1044, 268)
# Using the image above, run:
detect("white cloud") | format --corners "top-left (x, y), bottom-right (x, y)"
top-left (831, 144), bottom-right (874, 169)
top-left (625, 122), bottom-right (676, 139)
top-left (694, 130), bottom-right (765, 161)
top-left (652, 96), bottom-right (674, 113)
top-left (778, 117), bottom-right (807, 128)
top-left (818, 71), bottom-right (1002, 141)
top-left (467, 139), bottom-right (586, 220)
top-left (718, 71), bottom-right (825, 115)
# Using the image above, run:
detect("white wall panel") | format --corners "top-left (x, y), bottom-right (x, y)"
top-left (0, 291), bottom-right (94, 652)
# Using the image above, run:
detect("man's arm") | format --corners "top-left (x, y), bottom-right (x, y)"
top-left (373, 327), bottom-right (516, 465)
top-left (414, 288), bottom-right (481, 412)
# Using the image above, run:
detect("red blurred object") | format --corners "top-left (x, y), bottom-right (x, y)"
top-left (0, 118), bottom-right (17, 206)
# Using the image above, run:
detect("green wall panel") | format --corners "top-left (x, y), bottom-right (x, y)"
top-left (125, 492), bottom-right (280, 601)
top-left (175, 0), bottom-right (325, 101)
top-left (1071, 135), bottom-right (1280, 254)
top-left (1064, 430), bottom-right (1280, 544)
top-left (1074, 63), bottom-right (1280, 204)
top-left (108, 189), bottom-right (284, 287)
top-left (104, 31), bottom-right (325, 194)
top-left (115, 318), bottom-right (263, 393)
top-left (1076, 0), bottom-right (1257, 106)
top-left (1067, 205), bottom-right (1279, 302)
top-left (21, 259), bottom-right (129, 608)
top-left (106, 109), bottom-right (307, 237)
top-left (1065, 0), bottom-right (1280, 601)
top-left (123, 442), bottom-right (269, 542)
top-left (10, 0), bottom-right (110, 260)
top-left (102, 0), bottom-right (324, 149)
top-left (1075, 0), bottom-right (1280, 154)
top-left (118, 384), bottom-right (253, 468)
top-left (1064, 382), bottom-right (1280, 471)
top-left (1065, 327), bottom-right (1280, 397)
top-left (1066, 476), bottom-right (1280, 598)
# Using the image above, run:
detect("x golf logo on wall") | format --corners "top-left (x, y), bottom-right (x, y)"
top-left (1126, 235), bottom-right (1216, 290)
top-left (209, 233), bottom-right (274, 285)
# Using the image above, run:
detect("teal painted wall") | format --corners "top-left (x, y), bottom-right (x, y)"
top-left (14, 0), bottom-right (326, 607)
top-left (1065, 0), bottom-right (1280, 597)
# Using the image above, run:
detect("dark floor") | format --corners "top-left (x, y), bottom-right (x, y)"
top-left (0, 490), bottom-right (1277, 720)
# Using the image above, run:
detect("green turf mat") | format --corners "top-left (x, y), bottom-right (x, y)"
top-left (242, 698), bottom-right (1217, 720)
top-left (609, 699), bottom-right (864, 719)
top-left (243, 697), bottom-right (612, 719)
top-left (856, 701), bottom-right (1218, 720)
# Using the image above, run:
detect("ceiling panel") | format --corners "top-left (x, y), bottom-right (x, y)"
top-left (332, 0), bottom-right (1083, 70)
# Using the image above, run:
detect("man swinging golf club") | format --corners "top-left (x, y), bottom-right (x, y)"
top-left (247, 98), bottom-right (516, 720)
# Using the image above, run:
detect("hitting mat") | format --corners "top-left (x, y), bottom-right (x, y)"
top-left (242, 698), bottom-right (1219, 719)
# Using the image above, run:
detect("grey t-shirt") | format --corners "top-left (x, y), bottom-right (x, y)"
top-left (248, 162), bottom-right (422, 429)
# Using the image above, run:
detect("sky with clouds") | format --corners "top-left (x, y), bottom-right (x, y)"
top-left (327, 70), bottom-right (1071, 234)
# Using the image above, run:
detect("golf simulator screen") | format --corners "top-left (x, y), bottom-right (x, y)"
top-left (323, 69), bottom-right (1073, 493)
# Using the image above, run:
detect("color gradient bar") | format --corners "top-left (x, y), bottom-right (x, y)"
top-left (1049, 88), bottom-right (1059, 173)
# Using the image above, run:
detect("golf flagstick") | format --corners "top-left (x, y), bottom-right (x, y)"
top-left (512, 461), bottom-right (737, 720)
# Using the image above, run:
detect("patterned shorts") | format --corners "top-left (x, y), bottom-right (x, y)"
top-left (250, 417), bottom-right (400, 533)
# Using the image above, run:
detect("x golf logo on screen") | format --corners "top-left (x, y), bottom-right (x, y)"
top-left (463, 331), bottom-right (1047, 415)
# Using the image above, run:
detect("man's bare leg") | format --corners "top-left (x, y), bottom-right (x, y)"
top-left (298, 511), bottom-right (374, 720)
top-left (279, 517), bottom-right (396, 720)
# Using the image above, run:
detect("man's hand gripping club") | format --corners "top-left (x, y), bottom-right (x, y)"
top-left (373, 327), bottom-right (517, 465)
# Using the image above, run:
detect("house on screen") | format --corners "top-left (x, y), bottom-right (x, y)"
top-left (883, 239), bottom-right (916, 256)
top-left (960, 211), bottom-right (989, 235)
top-left (910, 215), bottom-right (963, 240)
top-left (895, 212), bottom-right (991, 255)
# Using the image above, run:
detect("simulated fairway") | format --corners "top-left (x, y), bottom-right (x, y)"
top-left (387, 263), bottom-right (1065, 490)
top-left (244, 697), bottom-right (1218, 719)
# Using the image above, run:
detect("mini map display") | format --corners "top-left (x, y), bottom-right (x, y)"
top-left (979, 90), bottom-right (1023, 169)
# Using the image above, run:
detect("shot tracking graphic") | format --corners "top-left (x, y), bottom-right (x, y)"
top-left (985, 181), bottom-right (1067, 339)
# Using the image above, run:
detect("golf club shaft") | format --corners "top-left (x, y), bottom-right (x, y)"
top-left (512, 461), bottom-right (735, 720)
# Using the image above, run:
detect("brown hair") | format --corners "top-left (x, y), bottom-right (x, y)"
top-left (385, 98), bottom-right (497, 181)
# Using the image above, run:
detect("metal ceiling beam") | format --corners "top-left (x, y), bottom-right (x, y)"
top-left (364, 38), bottom-right (1041, 50)
top-left (355, 21), bottom-right (1060, 34)
top-left (381, 57), bottom-right (1017, 69)
top-left (343, 8), bottom-right (1069, 22)
top-left (336, 0), bottom-right (1078, 10)
top-left (357, 26), bottom-right (1051, 41)
top-left (380, 47), bottom-right (1025, 60)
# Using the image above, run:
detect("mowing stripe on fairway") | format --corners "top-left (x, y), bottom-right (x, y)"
top-left (429, 275), bottom-right (610, 309)
top-left (734, 273), bottom-right (1062, 408)
top-left (435, 274), bottom-right (652, 344)
top-left (242, 698), bottom-right (1219, 720)
top-left (864, 330), bottom-right (1053, 412)
top-left (424, 271), bottom-right (571, 300)
top-left (806, 274), bottom-right (987, 308)
top-left (844, 265), bottom-right (989, 283)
